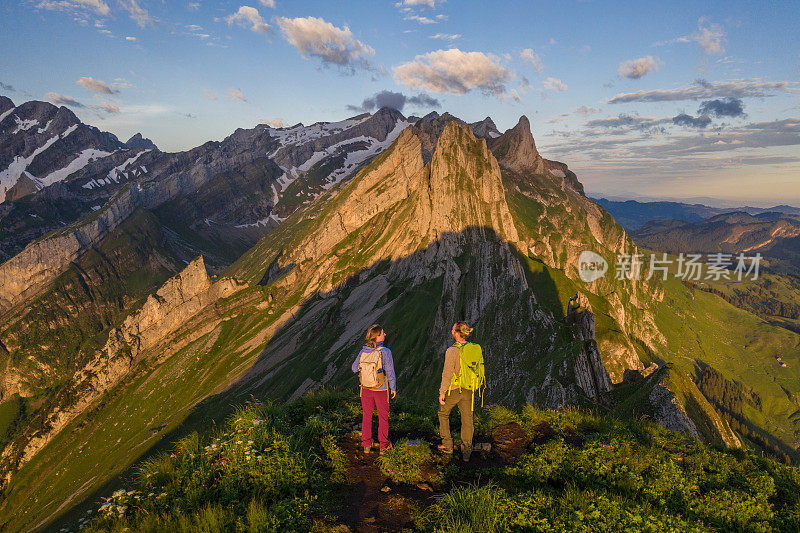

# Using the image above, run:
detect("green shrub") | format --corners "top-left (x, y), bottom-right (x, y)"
top-left (377, 440), bottom-right (436, 484)
top-left (420, 483), bottom-right (511, 533)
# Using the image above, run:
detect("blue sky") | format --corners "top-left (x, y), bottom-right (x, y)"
top-left (1, 0), bottom-right (799, 205)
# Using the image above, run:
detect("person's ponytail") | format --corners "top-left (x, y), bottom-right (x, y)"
top-left (365, 324), bottom-right (383, 348)
top-left (454, 321), bottom-right (473, 339)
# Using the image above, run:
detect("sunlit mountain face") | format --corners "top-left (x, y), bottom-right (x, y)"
top-left (1, 2), bottom-right (799, 531)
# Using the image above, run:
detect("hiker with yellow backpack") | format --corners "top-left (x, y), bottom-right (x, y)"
top-left (352, 324), bottom-right (396, 455)
top-left (438, 321), bottom-right (485, 462)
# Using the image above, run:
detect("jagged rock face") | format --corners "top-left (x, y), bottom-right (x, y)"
top-left (566, 293), bottom-right (613, 399)
top-left (427, 122), bottom-right (519, 244)
top-left (0, 185), bottom-right (140, 311)
top-left (649, 378), bottom-right (703, 440)
top-left (2, 256), bottom-right (243, 473)
top-left (125, 133), bottom-right (157, 151)
top-left (469, 116), bottom-right (501, 139)
top-left (0, 209), bottom-right (182, 399)
top-left (488, 116), bottom-right (545, 175)
top-left (267, 121), bottom-right (519, 297)
top-left (411, 112), bottom-right (501, 163)
top-left (0, 99), bottom-right (126, 203)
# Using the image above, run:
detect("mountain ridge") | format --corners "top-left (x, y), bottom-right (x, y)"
top-left (0, 107), bottom-right (798, 532)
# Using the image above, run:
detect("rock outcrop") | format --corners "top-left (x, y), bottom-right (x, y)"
top-left (125, 132), bottom-right (157, 151)
top-left (488, 116), bottom-right (546, 175)
top-left (649, 377), bottom-right (703, 440)
top-left (566, 293), bottom-right (614, 399)
top-left (0, 185), bottom-right (139, 311)
top-left (2, 256), bottom-right (243, 475)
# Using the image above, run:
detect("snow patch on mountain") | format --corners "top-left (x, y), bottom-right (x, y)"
top-left (37, 120), bottom-right (53, 134)
top-left (13, 116), bottom-right (39, 134)
top-left (107, 150), bottom-right (151, 182)
top-left (0, 133), bottom-right (61, 202)
top-left (61, 124), bottom-right (78, 138)
top-left (323, 120), bottom-right (412, 189)
top-left (266, 115), bottom-right (371, 152)
top-left (0, 106), bottom-right (15, 124)
top-left (41, 149), bottom-right (112, 187)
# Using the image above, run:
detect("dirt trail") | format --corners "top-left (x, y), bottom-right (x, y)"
top-left (336, 420), bottom-right (534, 532)
top-left (338, 435), bottom-right (420, 532)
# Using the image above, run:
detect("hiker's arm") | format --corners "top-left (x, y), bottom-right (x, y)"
top-left (351, 351), bottom-right (361, 373)
top-left (439, 347), bottom-right (459, 396)
top-left (383, 348), bottom-right (397, 394)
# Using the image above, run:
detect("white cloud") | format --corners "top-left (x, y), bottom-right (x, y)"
top-left (393, 48), bottom-right (510, 97)
top-left (262, 117), bottom-right (285, 127)
top-left (405, 14), bottom-right (436, 24)
top-left (259, 0), bottom-right (275, 7)
top-left (276, 16), bottom-right (375, 70)
top-left (227, 88), bottom-right (247, 102)
top-left (125, 36), bottom-right (137, 41)
top-left (76, 76), bottom-right (118, 94)
top-left (657, 19), bottom-right (727, 56)
top-left (226, 6), bottom-right (270, 33)
top-left (692, 19), bottom-right (725, 55)
top-left (543, 77), bottom-right (567, 91)
top-left (118, 0), bottom-right (156, 27)
top-left (396, 0), bottom-right (439, 7)
top-left (35, 0), bottom-right (110, 16)
top-left (96, 102), bottom-right (120, 113)
top-left (203, 88), bottom-right (218, 100)
top-left (575, 105), bottom-right (600, 116)
top-left (520, 48), bottom-right (543, 73)
top-left (617, 56), bottom-right (661, 79)
top-left (112, 77), bottom-right (135, 89)
top-left (609, 79), bottom-right (797, 104)
top-left (45, 92), bottom-right (85, 107)
top-left (430, 33), bottom-right (460, 41)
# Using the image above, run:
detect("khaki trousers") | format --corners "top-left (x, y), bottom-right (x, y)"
top-left (438, 389), bottom-right (474, 456)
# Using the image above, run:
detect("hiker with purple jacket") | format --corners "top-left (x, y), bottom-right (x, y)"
top-left (352, 324), bottom-right (396, 455)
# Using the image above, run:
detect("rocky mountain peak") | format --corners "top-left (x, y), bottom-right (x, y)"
top-left (0, 96), bottom-right (13, 115)
top-left (428, 121), bottom-right (519, 243)
top-left (488, 115), bottom-right (545, 175)
top-left (469, 116), bottom-right (500, 139)
top-left (125, 133), bottom-right (158, 151)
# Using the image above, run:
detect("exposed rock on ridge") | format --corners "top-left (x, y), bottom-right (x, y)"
top-left (3, 256), bottom-right (243, 474)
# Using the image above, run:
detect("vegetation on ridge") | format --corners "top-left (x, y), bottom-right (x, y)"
top-left (74, 390), bottom-right (800, 532)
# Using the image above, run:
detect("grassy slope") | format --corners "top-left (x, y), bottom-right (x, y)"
top-left (653, 275), bottom-right (800, 451)
top-left (67, 393), bottom-right (800, 533)
top-left (4, 131), bottom-right (800, 530)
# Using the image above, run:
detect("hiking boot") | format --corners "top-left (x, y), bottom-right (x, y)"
top-left (363, 446), bottom-right (372, 454)
top-left (379, 445), bottom-right (392, 456)
top-left (437, 444), bottom-right (453, 454)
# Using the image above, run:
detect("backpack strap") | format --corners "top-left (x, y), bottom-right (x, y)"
top-left (447, 342), bottom-right (465, 395)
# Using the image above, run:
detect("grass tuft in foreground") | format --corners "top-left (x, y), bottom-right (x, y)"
top-left (76, 391), bottom-right (800, 532)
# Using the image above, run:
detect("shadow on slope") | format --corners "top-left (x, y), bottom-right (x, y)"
top-left (37, 225), bottom-right (587, 532)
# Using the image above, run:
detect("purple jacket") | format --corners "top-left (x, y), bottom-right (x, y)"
top-left (352, 342), bottom-right (396, 391)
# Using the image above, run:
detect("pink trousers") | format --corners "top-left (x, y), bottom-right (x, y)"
top-left (360, 389), bottom-right (390, 450)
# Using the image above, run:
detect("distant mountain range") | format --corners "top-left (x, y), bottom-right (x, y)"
top-left (594, 197), bottom-right (800, 231)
